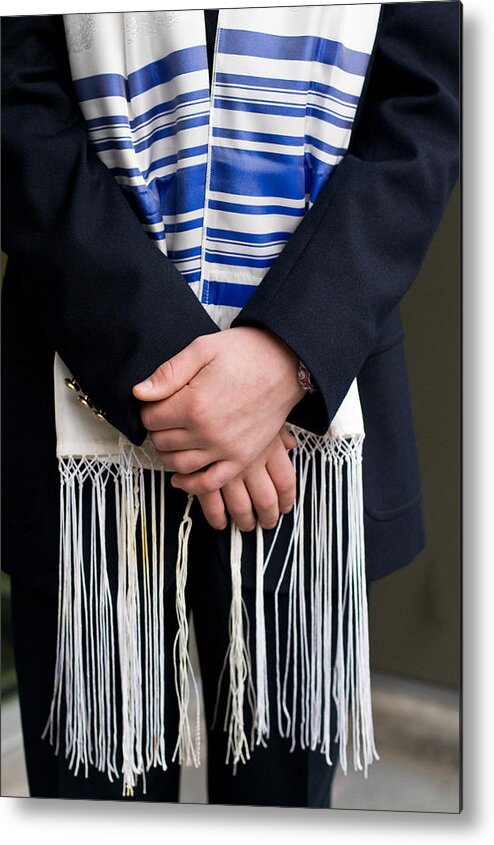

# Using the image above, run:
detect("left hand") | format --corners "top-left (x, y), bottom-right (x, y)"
top-left (133, 327), bottom-right (305, 494)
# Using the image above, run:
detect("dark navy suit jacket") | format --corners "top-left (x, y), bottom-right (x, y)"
top-left (1, 4), bottom-right (460, 594)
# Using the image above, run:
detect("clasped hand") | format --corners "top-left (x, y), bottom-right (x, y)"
top-left (133, 327), bottom-right (304, 530)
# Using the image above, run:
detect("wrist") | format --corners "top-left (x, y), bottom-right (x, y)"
top-left (258, 327), bottom-right (306, 405)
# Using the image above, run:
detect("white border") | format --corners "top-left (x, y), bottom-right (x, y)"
top-left (2, 0), bottom-right (492, 842)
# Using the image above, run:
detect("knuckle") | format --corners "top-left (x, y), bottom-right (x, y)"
top-left (257, 494), bottom-right (278, 513)
top-left (213, 516), bottom-right (226, 529)
top-left (158, 360), bottom-right (174, 381)
top-left (199, 497), bottom-right (226, 530)
top-left (237, 518), bottom-right (256, 532)
top-left (210, 518), bottom-right (227, 531)
top-left (231, 507), bottom-right (251, 523)
top-left (188, 394), bottom-right (209, 426)
top-left (140, 407), bottom-right (152, 429)
top-left (150, 431), bottom-right (164, 450)
top-left (229, 506), bottom-right (255, 532)
top-left (192, 335), bottom-right (206, 353)
top-left (193, 334), bottom-right (212, 355)
top-left (170, 453), bottom-right (188, 473)
top-left (208, 508), bottom-right (225, 527)
top-left (278, 478), bottom-right (296, 498)
top-left (195, 476), bottom-right (221, 495)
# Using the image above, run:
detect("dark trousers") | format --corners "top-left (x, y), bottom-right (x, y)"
top-left (10, 486), bottom-right (340, 808)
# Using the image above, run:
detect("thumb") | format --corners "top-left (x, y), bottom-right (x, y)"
top-left (133, 338), bottom-right (212, 402)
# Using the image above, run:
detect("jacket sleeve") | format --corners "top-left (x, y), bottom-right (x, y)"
top-left (1, 15), bottom-right (219, 445)
top-left (232, 1), bottom-right (460, 435)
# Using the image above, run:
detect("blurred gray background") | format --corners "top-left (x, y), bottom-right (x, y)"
top-left (1, 185), bottom-right (460, 811)
top-left (370, 182), bottom-right (460, 691)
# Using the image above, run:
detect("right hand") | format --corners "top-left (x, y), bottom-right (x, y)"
top-left (197, 427), bottom-right (297, 532)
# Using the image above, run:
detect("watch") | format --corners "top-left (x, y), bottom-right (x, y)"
top-left (297, 360), bottom-right (316, 394)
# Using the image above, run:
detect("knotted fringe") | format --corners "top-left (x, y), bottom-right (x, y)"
top-left (269, 430), bottom-right (378, 775)
top-left (43, 443), bottom-right (168, 796)
top-left (214, 429), bottom-right (378, 776)
top-left (254, 522), bottom-right (269, 746)
top-left (44, 431), bottom-right (377, 794)
top-left (171, 494), bottom-right (201, 768)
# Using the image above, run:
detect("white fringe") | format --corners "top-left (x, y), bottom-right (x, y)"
top-left (43, 442), bottom-right (168, 797)
top-left (271, 430), bottom-right (379, 776)
top-left (171, 494), bottom-right (201, 768)
top-left (254, 522), bottom-right (269, 746)
top-left (215, 429), bottom-right (378, 776)
top-left (44, 430), bottom-right (377, 794)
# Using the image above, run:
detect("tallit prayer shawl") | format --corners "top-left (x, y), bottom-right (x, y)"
top-left (47, 6), bottom-right (381, 796)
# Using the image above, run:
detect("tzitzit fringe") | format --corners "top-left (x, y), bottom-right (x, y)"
top-left (44, 430), bottom-right (378, 796)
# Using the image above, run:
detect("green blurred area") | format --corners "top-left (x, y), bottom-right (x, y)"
top-left (370, 184), bottom-right (460, 688)
top-left (1, 574), bottom-right (16, 697)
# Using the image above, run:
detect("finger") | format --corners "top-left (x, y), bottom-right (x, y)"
top-left (280, 426), bottom-right (297, 451)
top-left (140, 394), bottom-right (189, 432)
top-left (171, 460), bottom-right (239, 495)
top-left (154, 449), bottom-right (211, 474)
top-left (222, 478), bottom-right (256, 532)
top-left (266, 441), bottom-right (297, 514)
top-left (133, 335), bottom-right (215, 401)
top-left (150, 428), bottom-right (202, 453)
top-left (244, 468), bottom-right (280, 530)
top-left (197, 491), bottom-right (228, 531)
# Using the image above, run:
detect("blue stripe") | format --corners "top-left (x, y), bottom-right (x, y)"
top-left (85, 91), bottom-right (209, 139)
top-left (305, 134), bottom-right (346, 158)
top-left (142, 145), bottom-right (208, 180)
top-left (305, 154), bottom-right (336, 204)
top-left (119, 184), bottom-right (163, 226)
top-left (210, 129), bottom-right (348, 164)
top-left (90, 138), bottom-right (135, 153)
top-left (214, 97), bottom-right (305, 120)
top-left (306, 105), bottom-right (353, 130)
top-left (120, 162), bottom-right (208, 223)
top-left (203, 280), bottom-right (257, 307)
top-left (146, 230), bottom-right (166, 241)
top-left (86, 114), bottom-right (132, 130)
top-left (212, 127), bottom-right (304, 148)
top-left (205, 251), bottom-right (279, 268)
top-left (214, 97), bottom-right (352, 130)
top-left (215, 72), bottom-right (360, 105)
top-left (216, 80), bottom-right (357, 115)
top-left (154, 163), bottom-right (208, 215)
top-left (111, 166), bottom-right (143, 178)
top-left (218, 29), bottom-right (371, 76)
top-left (210, 147), bottom-right (304, 201)
top-left (215, 71), bottom-right (309, 92)
top-left (74, 45), bottom-right (207, 102)
top-left (132, 110), bottom-right (209, 151)
top-left (168, 246), bottom-right (202, 260)
top-left (310, 79), bottom-right (359, 106)
top-left (181, 270), bottom-right (202, 283)
top-left (131, 114), bottom-right (209, 155)
top-left (206, 227), bottom-right (291, 244)
top-left (208, 200), bottom-right (304, 217)
top-left (129, 89), bottom-right (209, 131)
top-left (165, 217), bottom-right (204, 233)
